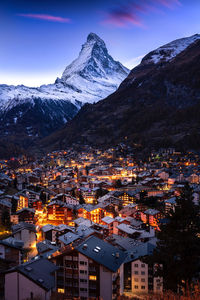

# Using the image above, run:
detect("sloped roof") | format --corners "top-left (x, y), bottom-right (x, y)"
top-left (76, 235), bottom-right (127, 272)
top-left (12, 257), bottom-right (58, 291)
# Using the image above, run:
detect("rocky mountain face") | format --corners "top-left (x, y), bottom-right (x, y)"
top-left (41, 34), bottom-right (200, 152)
top-left (0, 33), bottom-right (129, 158)
top-left (58, 33), bottom-right (129, 101)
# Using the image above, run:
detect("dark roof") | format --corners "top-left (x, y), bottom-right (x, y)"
top-left (16, 207), bottom-right (35, 214)
top-left (0, 199), bottom-right (12, 208)
top-left (12, 222), bottom-right (36, 234)
top-left (0, 237), bottom-right (24, 249)
top-left (114, 190), bottom-right (138, 197)
top-left (6, 257), bottom-right (58, 291)
top-left (165, 197), bottom-right (177, 205)
top-left (124, 242), bottom-right (156, 263)
top-left (59, 232), bottom-right (79, 245)
top-left (75, 235), bottom-right (126, 272)
top-left (144, 208), bottom-right (160, 215)
top-left (36, 240), bottom-right (59, 254)
top-left (81, 203), bottom-right (103, 212)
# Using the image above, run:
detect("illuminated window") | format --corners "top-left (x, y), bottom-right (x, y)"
top-left (58, 288), bottom-right (64, 293)
top-left (89, 275), bottom-right (97, 281)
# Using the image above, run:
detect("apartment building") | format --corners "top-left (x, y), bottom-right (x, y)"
top-left (51, 235), bottom-right (126, 300)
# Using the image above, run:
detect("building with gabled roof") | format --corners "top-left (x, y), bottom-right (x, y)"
top-left (5, 256), bottom-right (58, 300)
top-left (51, 235), bottom-right (127, 300)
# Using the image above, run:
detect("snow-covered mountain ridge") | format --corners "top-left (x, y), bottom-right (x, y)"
top-left (0, 33), bottom-right (129, 144)
top-left (120, 34), bottom-right (200, 90)
top-left (142, 34), bottom-right (200, 65)
top-left (0, 33), bottom-right (129, 113)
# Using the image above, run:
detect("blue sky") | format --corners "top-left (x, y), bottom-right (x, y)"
top-left (0, 0), bottom-right (200, 86)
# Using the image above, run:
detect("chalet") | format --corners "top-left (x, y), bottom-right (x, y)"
top-left (164, 197), bottom-right (177, 213)
top-left (119, 204), bottom-right (137, 218)
top-left (32, 198), bottom-right (43, 211)
top-left (101, 216), bottom-right (115, 234)
top-left (0, 237), bottom-right (24, 266)
top-left (113, 216), bottom-right (127, 235)
top-left (79, 204), bottom-right (105, 223)
top-left (16, 192), bottom-right (29, 210)
top-left (41, 224), bottom-right (55, 241)
top-left (113, 190), bottom-right (137, 205)
top-left (15, 207), bottom-right (35, 224)
top-left (117, 223), bottom-right (141, 239)
top-left (47, 200), bottom-right (65, 222)
top-left (5, 257), bottom-right (58, 300)
top-left (41, 224), bottom-right (72, 242)
top-left (36, 240), bottom-right (59, 257)
top-left (140, 209), bottom-right (162, 228)
top-left (12, 222), bottom-right (37, 249)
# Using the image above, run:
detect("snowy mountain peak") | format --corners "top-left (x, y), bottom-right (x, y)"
top-left (86, 32), bottom-right (106, 46)
top-left (59, 33), bottom-right (129, 99)
top-left (0, 33), bottom-right (129, 140)
top-left (142, 34), bottom-right (200, 65)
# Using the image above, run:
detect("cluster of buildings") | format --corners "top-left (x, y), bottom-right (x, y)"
top-left (0, 147), bottom-right (199, 299)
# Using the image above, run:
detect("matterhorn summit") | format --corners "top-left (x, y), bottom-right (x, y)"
top-left (58, 32), bottom-right (130, 101)
top-left (0, 33), bottom-right (129, 139)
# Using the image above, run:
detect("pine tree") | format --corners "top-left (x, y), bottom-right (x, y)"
top-left (150, 183), bottom-right (200, 292)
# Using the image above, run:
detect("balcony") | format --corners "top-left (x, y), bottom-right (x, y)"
top-left (89, 292), bottom-right (97, 298)
top-left (89, 284), bottom-right (97, 289)
top-left (89, 267), bottom-right (96, 272)
top-left (65, 282), bottom-right (72, 287)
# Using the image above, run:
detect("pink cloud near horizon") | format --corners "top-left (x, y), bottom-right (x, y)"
top-left (17, 13), bottom-right (71, 23)
top-left (102, 0), bottom-right (181, 28)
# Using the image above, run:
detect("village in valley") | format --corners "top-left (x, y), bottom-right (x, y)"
top-left (0, 145), bottom-right (199, 299)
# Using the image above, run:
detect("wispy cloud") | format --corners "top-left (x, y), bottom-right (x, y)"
top-left (155, 0), bottom-right (181, 9)
top-left (103, 9), bottom-right (144, 28)
top-left (17, 13), bottom-right (71, 23)
top-left (102, 0), bottom-right (181, 28)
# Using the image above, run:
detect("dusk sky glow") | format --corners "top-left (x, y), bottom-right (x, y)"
top-left (0, 0), bottom-right (200, 86)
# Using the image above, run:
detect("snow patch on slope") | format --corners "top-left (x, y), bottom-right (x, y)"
top-left (143, 34), bottom-right (200, 65)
